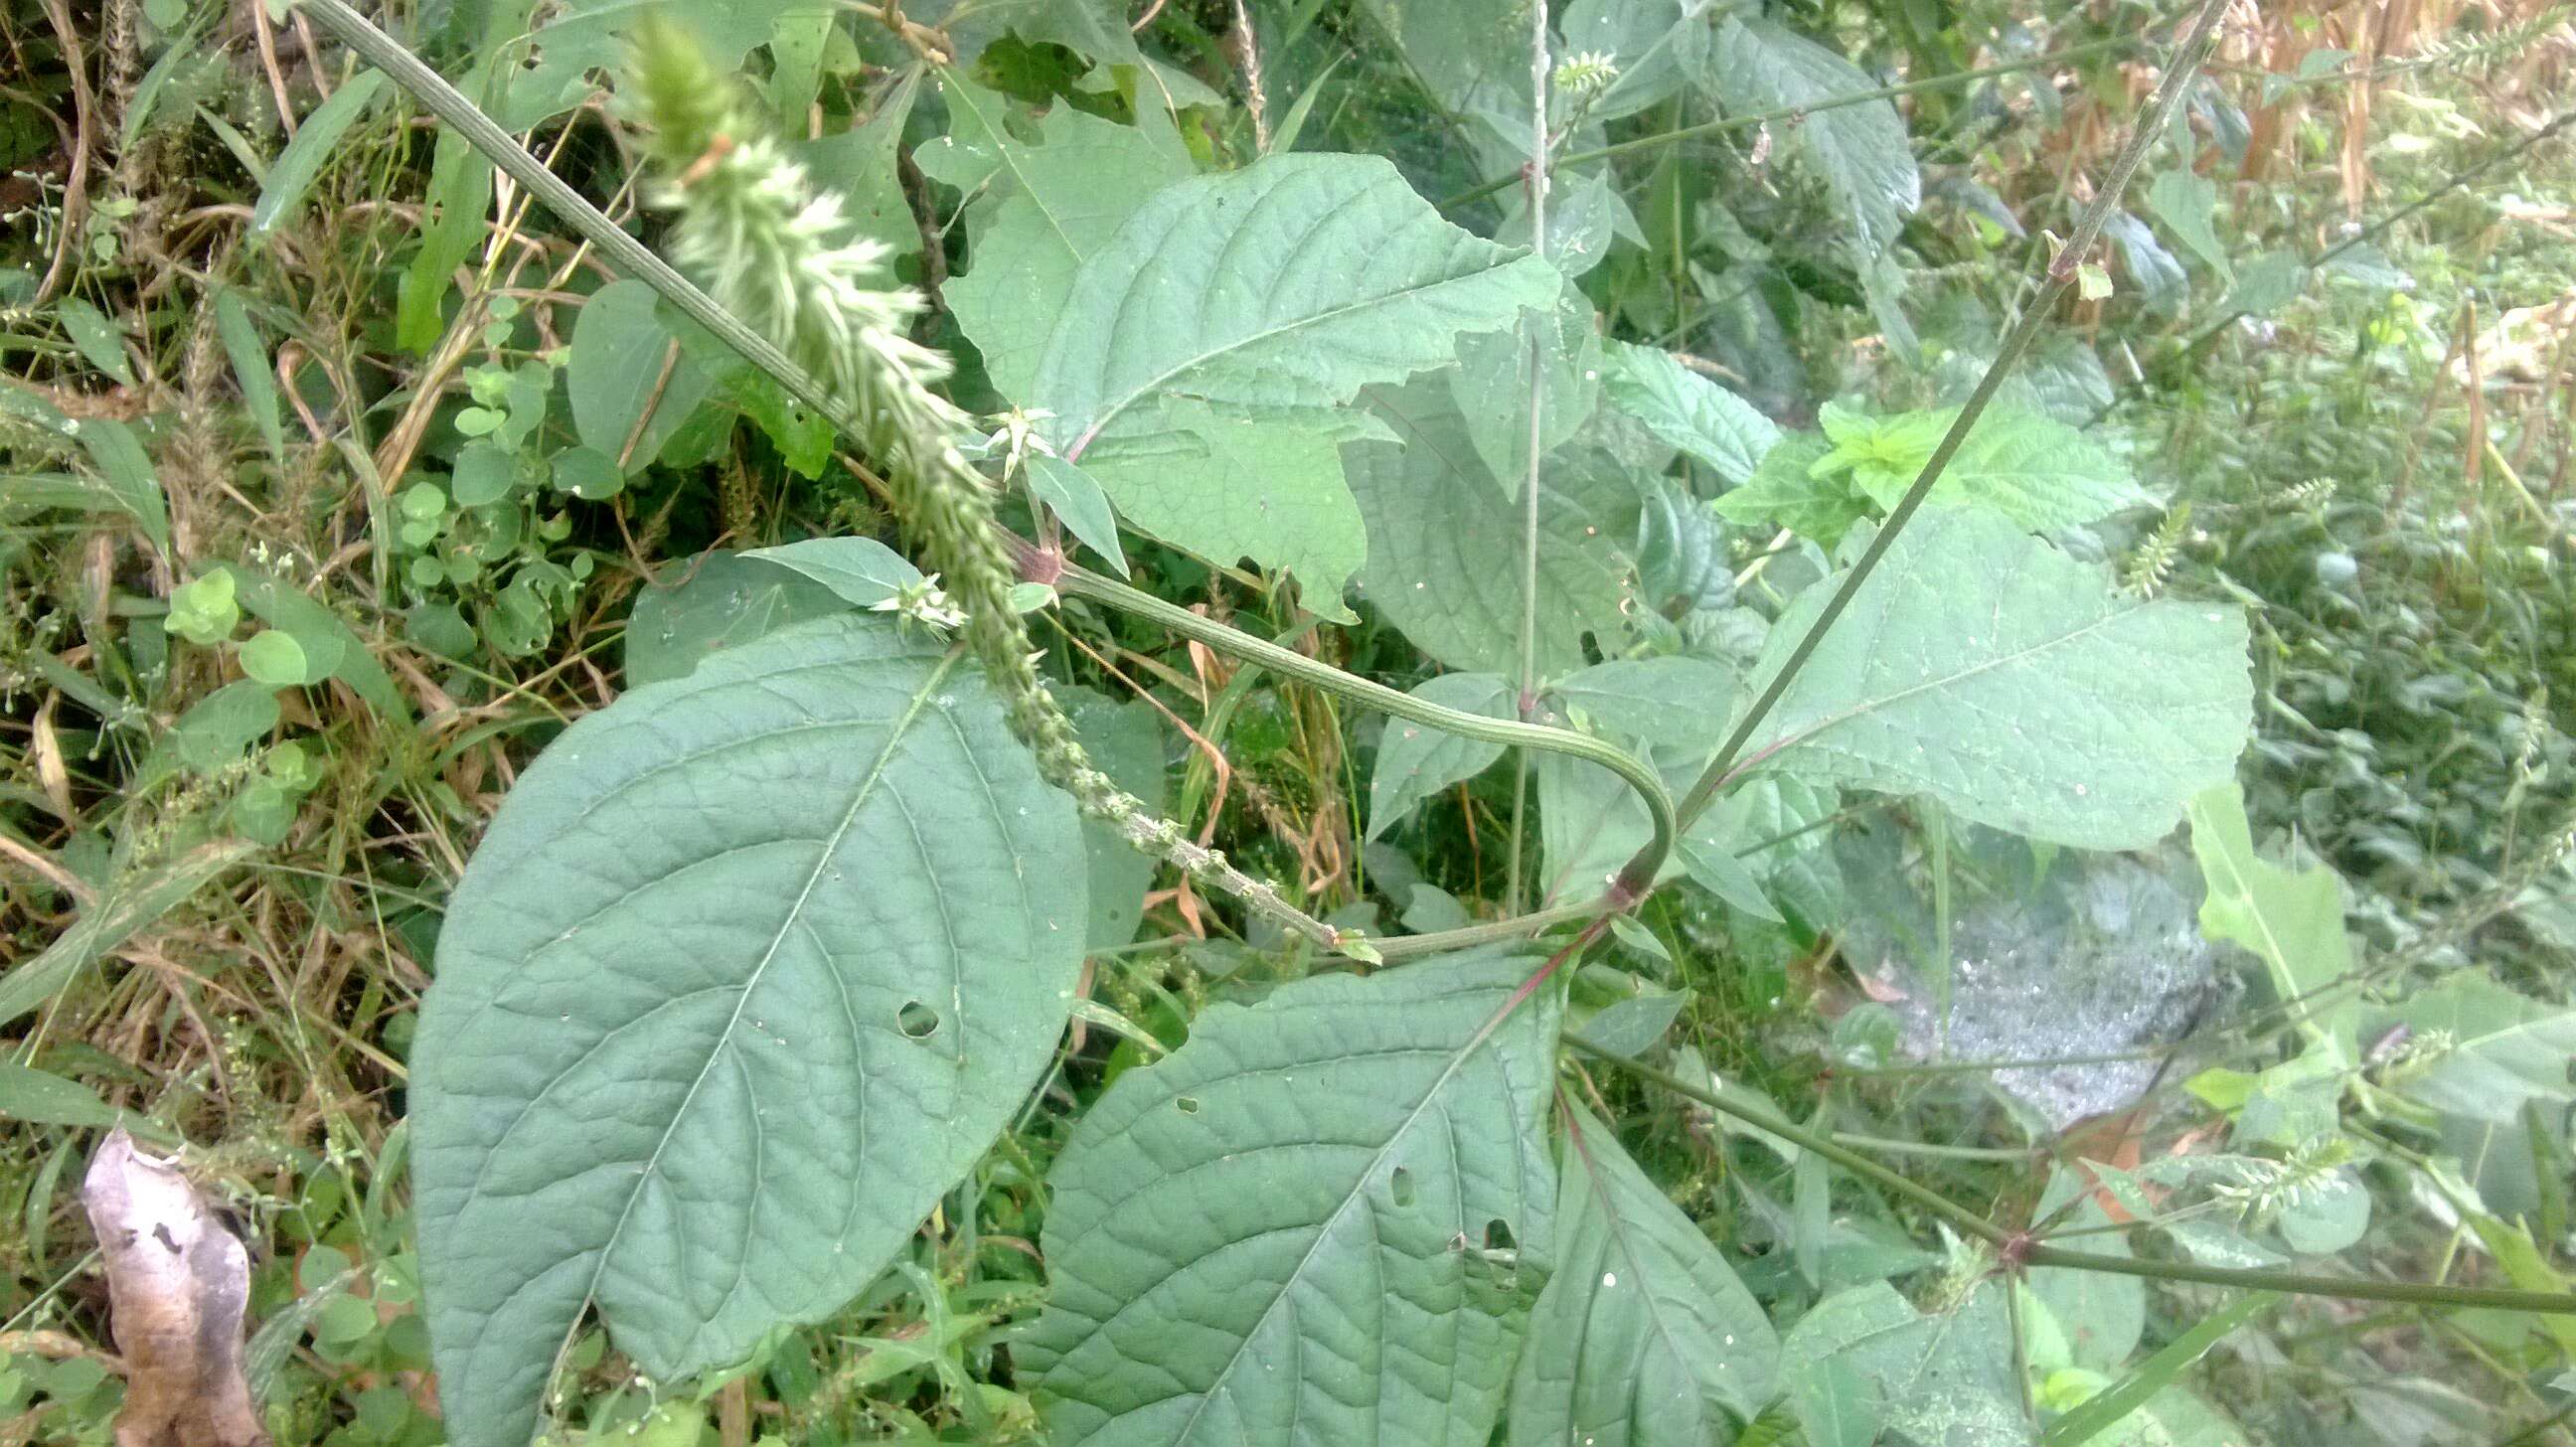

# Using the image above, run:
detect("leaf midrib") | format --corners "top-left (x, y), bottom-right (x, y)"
top-left (571, 651), bottom-right (958, 1354)
top-left (1063, 185), bottom-right (1545, 457)
top-left (1158, 990), bottom-right (1529, 1446)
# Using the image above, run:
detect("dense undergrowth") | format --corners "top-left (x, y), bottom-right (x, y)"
top-left (2, 1), bottom-right (2573, 1445)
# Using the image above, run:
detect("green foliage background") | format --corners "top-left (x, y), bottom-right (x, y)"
top-left (2, 1), bottom-right (2572, 1445)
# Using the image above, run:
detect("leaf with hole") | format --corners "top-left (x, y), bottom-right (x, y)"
top-left (410, 613), bottom-right (1085, 1447)
top-left (1025, 947), bottom-right (1560, 1446)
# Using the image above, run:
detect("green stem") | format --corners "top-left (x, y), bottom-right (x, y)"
top-left (1565, 1032), bottom-right (2012, 1247)
top-left (1055, 564), bottom-right (1677, 892)
top-left (1570, 1034), bottom-right (2576, 1317)
top-left (296, 0), bottom-right (847, 440)
top-left (1623, 0), bottom-right (2234, 903)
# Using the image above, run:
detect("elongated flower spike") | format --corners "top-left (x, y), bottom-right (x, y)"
top-left (626, 16), bottom-right (1363, 959)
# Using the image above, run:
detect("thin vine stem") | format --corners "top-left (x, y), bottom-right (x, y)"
top-left (1053, 563), bottom-right (1677, 883)
top-left (1616, 0), bottom-right (2235, 901)
top-left (1566, 1033), bottom-right (2576, 1317)
top-left (1506, 0), bottom-right (1550, 917)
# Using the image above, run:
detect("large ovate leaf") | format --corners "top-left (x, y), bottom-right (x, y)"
top-left (2372, 972), bottom-right (2576, 1214)
top-left (915, 75), bottom-right (1191, 402)
top-left (1700, 17), bottom-right (1920, 269)
top-left (1780, 1283), bottom-right (2030, 1447)
top-left (412, 614), bottom-right (1086, 1447)
top-left (1030, 155), bottom-right (1560, 610)
top-left (1349, 380), bottom-right (1638, 675)
top-left (2376, 973), bottom-right (2575, 1127)
top-left (1602, 340), bottom-right (1781, 487)
top-left (1741, 510), bottom-right (2251, 850)
top-left (1026, 948), bottom-right (1561, 1446)
top-left (2185, 783), bottom-right (2357, 1058)
top-left (567, 279), bottom-right (718, 472)
top-left (1506, 1100), bottom-right (1779, 1445)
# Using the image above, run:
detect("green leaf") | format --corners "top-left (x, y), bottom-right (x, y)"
top-left (1637, 477), bottom-right (1735, 615)
top-left (2104, 214), bottom-right (2186, 315)
top-left (623, 551), bottom-right (850, 687)
top-left (214, 290), bottom-right (287, 458)
top-left (1506, 1100), bottom-right (1780, 1444)
top-left (2027, 1172), bottom-right (2143, 1368)
top-left (412, 614), bottom-right (1086, 1447)
top-left (1676, 836), bottom-right (1784, 923)
top-left (2040, 1293), bottom-right (2278, 1446)
top-left (1367, 672), bottom-right (1513, 840)
top-left (1550, 656), bottom-right (1735, 748)
top-left (2184, 783), bottom-right (2356, 1057)
top-left (250, 71), bottom-right (389, 238)
top-left (1714, 435), bottom-right (1868, 546)
top-left (1032, 155), bottom-right (1559, 606)
top-left (916, 74), bottom-right (1191, 403)
top-left (1081, 406), bottom-right (1366, 621)
top-left (1559, 0), bottom-right (1707, 122)
top-left (1742, 510), bottom-right (2251, 850)
top-left (450, 441), bottom-right (517, 508)
top-left (2146, 169), bottom-right (2231, 278)
top-left (2274, 1168), bottom-right (2369, 1254)
top-left (1035, 154), bottom-right (1554, 448)
top-left (1025, 948), bottom-right (1560, 1446)
top-left (1025, 454), bottom-right (1131, 578)
top-left (57, 296), bottom-right (136, 384)
top-left (1451, 289), bottom-right (1604, 489)
top-left (1925, 410), bottom-right (2152, 531)
top-left (1062, 687), bottom-right (1167, 950)
top-left (218, 565), bottom-right (402, 720)
top-left (1602, 340), bottom-right (1782, 487)
top-left (2376, 973), bottom-right (2576, 1127)
top-left (1349, 380), bottom-right (1638, 675)
top-left (1780, 1283), bottom-right (2027, 1447)
top-left (567, 279), bottom-right (718, 471)
top-left (237, 631), bottom-right (314, 688)
top-left (398, 128), bottom-right (497, 350)
top-left (167, 568), bottom-right (242, 646)
top-left (1352, 0), bottom-right (1529, 116)
top-left (0, 1062), bottom-right (127, 1128)
top-left (75, 418), bottom-right (170, 554)
top-left (744, 537), bottom-right (924, 609)
top-left (1700, 18), bottom-right (1919, 269)
top-left (171, 680), bottom-right (282, 774)
top-left (790, 70), bottom-right (924, 270)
